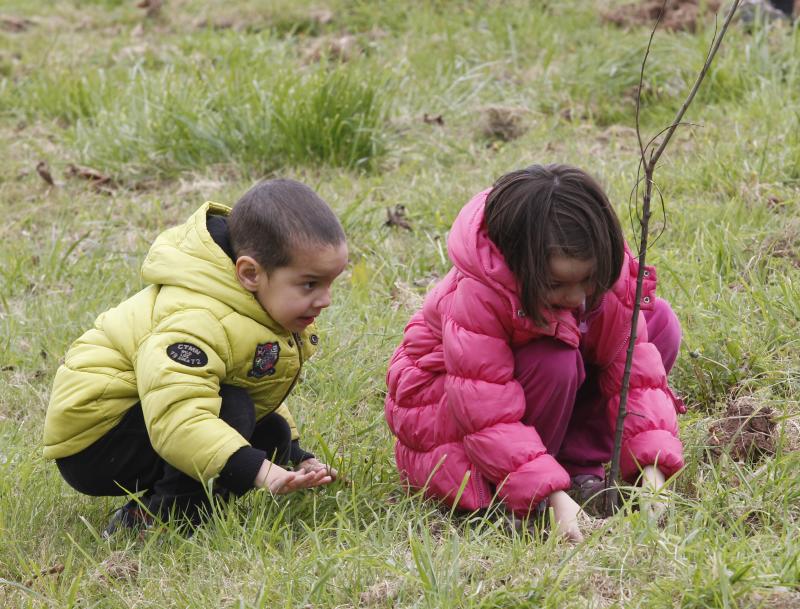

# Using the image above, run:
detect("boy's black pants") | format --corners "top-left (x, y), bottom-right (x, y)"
top-left (55, 385), bottom-right (290, 521)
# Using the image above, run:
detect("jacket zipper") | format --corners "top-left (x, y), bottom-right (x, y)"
top-left (277, 332), bottom-right (304, 406)
top-left (610, 329), bottom-right (630, 367)
top-left (473, 465), bottom-right (487, 506)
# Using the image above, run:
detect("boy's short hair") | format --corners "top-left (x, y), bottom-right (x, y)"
top-left (229, 179), bottom-right (346, 271)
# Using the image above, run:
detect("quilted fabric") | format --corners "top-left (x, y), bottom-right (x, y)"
top-left (385, 190), bottom-right (684, 516)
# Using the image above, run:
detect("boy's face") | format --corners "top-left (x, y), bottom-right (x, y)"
top-left (237, 241), bottom-right (349, 333)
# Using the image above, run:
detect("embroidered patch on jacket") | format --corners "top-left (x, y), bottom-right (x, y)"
top-left (248, 342), bottom-right (280, 378)
top-left (166, 343), bottom-right (208, 368)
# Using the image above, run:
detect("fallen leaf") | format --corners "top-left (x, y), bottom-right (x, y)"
top-left (304, 34), bottom-right (359, 63)
top-left (137, 0), bottom-right (163, 19)
top-left (423, 113), bottom-right (444, 126)
top-left (1, 16), bottom-right (35, 32)
top-left (766, 195), bottom-right (783, 210)
top-left (309, 8), bottom-right (334, 25)
top-left (66, 164), bottom-right (116, 192)
top-left (23, 564), bottom-right (64, 587)
top-left (36, 161), bottom-right (55, 186)
top-left (95, 551), bottom-right (139, 582)
top-left (385, 205), bottom-right (412, 231)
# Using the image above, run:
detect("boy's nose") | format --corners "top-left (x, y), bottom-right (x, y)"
top-left (314, 288), bottom-right (332, 309)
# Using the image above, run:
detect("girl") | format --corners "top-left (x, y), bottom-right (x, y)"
top-left (385, 164), bottom-right (685, 541)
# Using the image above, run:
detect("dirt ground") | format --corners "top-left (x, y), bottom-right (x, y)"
top-left (602, 0), bottom-right (724, 32)
top-left (707, 396), bottom-right (780, 462)
top-left (601, 0), bottom-right (800, 32)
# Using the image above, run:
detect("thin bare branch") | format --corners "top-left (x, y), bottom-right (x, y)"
top-left (648, 1), bottom-right (739, 169)
top-left (636, 0), bottom-right (668, 162)
top-left (643, 121), bottom-right (704, 158)
top-left (606, 0), bottom-right (741, 517)
top-left (648, 181), bottom-right (668, 249)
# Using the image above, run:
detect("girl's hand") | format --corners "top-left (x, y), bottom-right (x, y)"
top-left (547, 490), bottom-right (585, 542)
top-left (297, 457), bottom-right (338, 480)
top-left (254, 460), bottom-right (332, 494)
top-left (640, 465), bottom-right (667, 523)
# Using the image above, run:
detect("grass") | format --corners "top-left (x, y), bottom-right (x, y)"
top-left (1, 0), bottom-right (799, 607)
top-left (7, 57), bottom-right (388, 180)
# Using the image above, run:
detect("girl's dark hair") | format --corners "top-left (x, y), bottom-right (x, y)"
top-left (484, 163), bottom-right (624, 325)
top-left (229, 179), bottom-right (345, 272)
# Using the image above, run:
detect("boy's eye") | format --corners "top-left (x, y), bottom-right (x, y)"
top-left (304, 281), bottom-right (316, 290)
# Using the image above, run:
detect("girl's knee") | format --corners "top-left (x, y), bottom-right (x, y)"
top-left (514, 338), bottom-right (584, 390)
top-left (646, 298), bottom-right (681, 373)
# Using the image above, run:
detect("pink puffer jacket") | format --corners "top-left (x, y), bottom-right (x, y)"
top-left (385, 190), bottom-right (684, 516)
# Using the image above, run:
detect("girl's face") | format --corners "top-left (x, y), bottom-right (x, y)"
top-left (545, 255), bottom-right (596, 311)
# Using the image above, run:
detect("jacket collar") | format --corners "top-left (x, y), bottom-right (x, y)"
top-left (140, 202), bottom-right (287, 335)
top-left (448, 190), bottom-right (581, 347)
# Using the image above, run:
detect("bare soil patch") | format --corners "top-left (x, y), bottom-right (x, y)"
top-left (762, 218), bottom-right (800, 268)
top-left (303, 34), bottom-right (359, 63)
top-left (602, 0), bottom-right (723, 32)
top-left (707, 396), bottom-right (777, 462)
top-left (479, 105), bottom-right (528, 142)
top-left (94, 551), bottom-right (140, 583)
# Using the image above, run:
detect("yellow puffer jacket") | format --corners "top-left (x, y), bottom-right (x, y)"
top-left (43, 202), bottom-right (317, 483)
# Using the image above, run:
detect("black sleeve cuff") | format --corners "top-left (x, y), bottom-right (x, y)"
top-left (219, 446), bottom-right (266, 495)
top-left (289, 440), bottom-right (314, 465)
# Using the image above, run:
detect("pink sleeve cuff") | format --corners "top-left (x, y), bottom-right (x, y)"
top-left (498, 454), bottom-right (571, 517)
top-left (621, 429), bottom-right (684, 481)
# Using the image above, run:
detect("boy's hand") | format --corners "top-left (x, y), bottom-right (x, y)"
top-left (297, 457), bottom-right (338, 480)
top-left (640, 465), bottom-right (668, 523)
top-left (547, 490), bottom-right (585, 543)
top-left (255, 460), bottom-right (332, 495)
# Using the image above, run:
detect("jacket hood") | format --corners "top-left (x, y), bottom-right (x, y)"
top-left (447, 189), bottom-right (581, 338)
top-left (447, 190), bottom-right (519, 299)
top-left (141, 202), bottom-right (281, 332)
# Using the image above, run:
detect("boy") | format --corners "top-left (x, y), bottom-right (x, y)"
top-left (43, 179), bottom-right (348, 535)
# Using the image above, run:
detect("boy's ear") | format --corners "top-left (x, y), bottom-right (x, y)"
top-left (235, 255), bottom-right (265, 292)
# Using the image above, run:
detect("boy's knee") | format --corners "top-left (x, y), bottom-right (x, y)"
top-left (218, 385), bottom-right (256, 438)
top-left (252, 412), bottom-right (292, 465)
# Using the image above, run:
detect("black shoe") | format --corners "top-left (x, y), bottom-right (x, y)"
top-left (102, 499), bottom-right (154, 539)
top-left (568, 474), bottom-right (605, 517)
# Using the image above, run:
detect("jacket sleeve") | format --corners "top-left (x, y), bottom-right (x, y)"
top-left (134, 309), bottom-right (249, 483)
top-left (582, 256), bottom-right (684, 482)
top-left (443, 278), bottom-right (570, 515)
